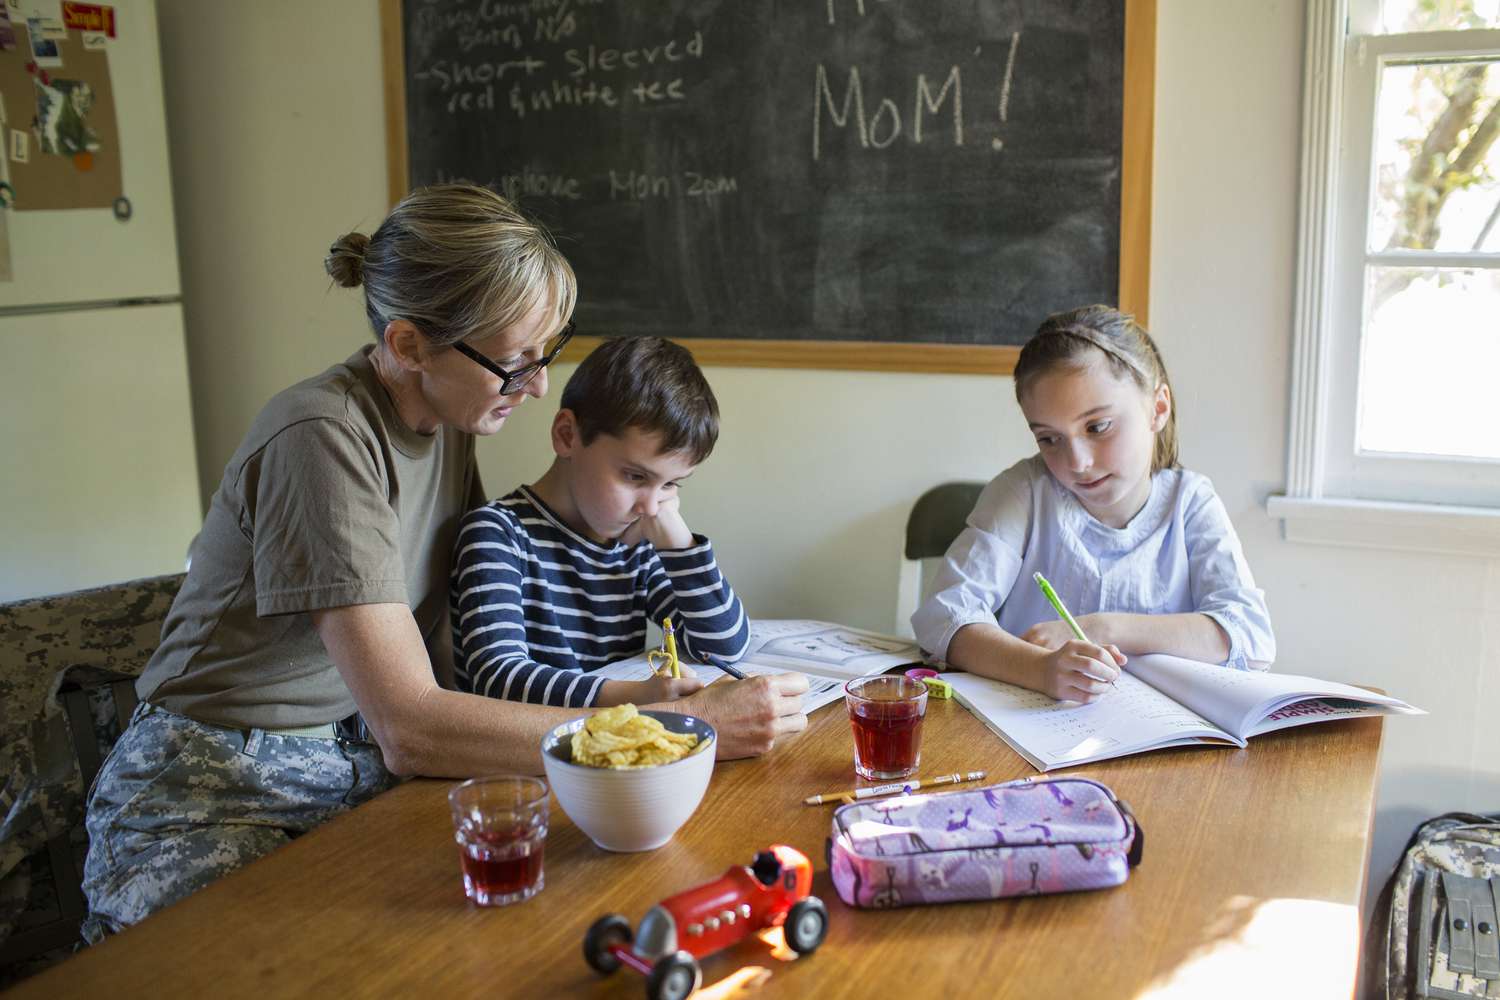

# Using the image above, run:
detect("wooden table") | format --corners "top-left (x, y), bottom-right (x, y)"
top-left (15, 698), bottom-right (1383, 999)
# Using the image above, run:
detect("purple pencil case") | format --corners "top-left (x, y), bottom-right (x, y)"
top-left (828, 777), bottom-right (1143, 909)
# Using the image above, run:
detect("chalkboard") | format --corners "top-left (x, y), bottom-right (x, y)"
top-left (382, 0), bottom-right (1153, 373)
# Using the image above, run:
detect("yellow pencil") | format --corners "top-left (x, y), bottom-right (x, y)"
top-left (803, 770), bottom-right (987, 806)
top-left (662, 618), bottom-right (680, 679)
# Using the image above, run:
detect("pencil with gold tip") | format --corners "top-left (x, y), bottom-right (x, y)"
top-left (803, 770), bottom-right (988, 806)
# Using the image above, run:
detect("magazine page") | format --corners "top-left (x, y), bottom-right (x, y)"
top-left (1123, 653), bottom-right (1424, 737)
top-left (945, 671), bottom-right (1240, 772)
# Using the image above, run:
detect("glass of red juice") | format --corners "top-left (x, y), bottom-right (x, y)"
top-left (845, 674), bottom-right (929, 780)
top-left (447, 775), bottom-right (549, 907)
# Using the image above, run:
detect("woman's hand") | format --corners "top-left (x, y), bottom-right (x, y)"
top-left (1032, 639), bottom-right (1123, 704)
top-left (677, 673), bottom-right (810, 759)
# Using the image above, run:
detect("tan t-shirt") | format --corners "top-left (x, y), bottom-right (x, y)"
top-left (138, 346), bottom-right (484, 729)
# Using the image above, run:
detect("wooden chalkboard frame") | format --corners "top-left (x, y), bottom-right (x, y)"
top-left (379, 0), bottom-right (1154, 375)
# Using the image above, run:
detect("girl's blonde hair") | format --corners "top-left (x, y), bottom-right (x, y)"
top-left (1013, 304), bottom-right (1179, 473)
top-left (323, 184), bottom-right (576, 348)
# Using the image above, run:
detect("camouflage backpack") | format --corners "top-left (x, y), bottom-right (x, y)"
top-left (1365, 813), bottom-right (1500, 999)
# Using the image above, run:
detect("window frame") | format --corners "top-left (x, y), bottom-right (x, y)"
top-left (1272, 0), bottom-right (1500, 551)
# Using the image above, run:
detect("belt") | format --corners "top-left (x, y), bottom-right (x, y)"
top-left (262, 713), bottom-right (373, 743)
top-left (265, 722), bottom-right (339, 740)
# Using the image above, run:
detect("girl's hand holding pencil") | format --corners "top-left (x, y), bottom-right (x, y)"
top-left (1032, 642), bottom-right (1122, 704)
top-left (1029, 572), bottom-right (1124, 703)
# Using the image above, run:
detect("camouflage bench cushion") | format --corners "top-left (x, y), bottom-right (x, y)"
top-left (0, 574), bottom-right (183, 950)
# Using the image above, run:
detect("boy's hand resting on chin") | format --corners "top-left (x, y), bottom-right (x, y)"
top-left (618, 494), bottom-right (695, 550)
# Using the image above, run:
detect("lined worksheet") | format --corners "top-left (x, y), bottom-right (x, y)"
top-left (945, 654), bottom-right (1423, 771)
top-left (945, 670), bottom-right (1238, 771)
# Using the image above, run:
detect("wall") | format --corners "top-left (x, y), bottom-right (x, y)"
top-left (156, 0), bottom-right (389, 500)
top-left (158, 0), bottom-right (1499, 909)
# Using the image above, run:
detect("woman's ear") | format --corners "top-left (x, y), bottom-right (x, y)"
top-left (1150, 383), bottom-right (1172, 432)
top-left (382, 320), bottom-right (430, 372)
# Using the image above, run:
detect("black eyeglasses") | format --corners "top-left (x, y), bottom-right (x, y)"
top-left (451, 322), bottom-right (575, 395)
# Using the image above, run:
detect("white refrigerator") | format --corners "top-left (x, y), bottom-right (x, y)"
top-left (0, 0), bottom-right (201, 602)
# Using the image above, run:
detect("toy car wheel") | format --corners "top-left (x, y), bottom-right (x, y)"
top-left (784, 897), bottom-right (829, 955)
top-left (646, 951), bottom-right (701, 1000)
top-left (583, 913), bottom-right (632, 974)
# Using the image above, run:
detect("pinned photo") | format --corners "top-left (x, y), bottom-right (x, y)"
top-left (25, 17), bottom-right (62, 66)
top-left (34, 77), bottom-right (99, 156)
top-left (32, 16), bottom-right (67, 40)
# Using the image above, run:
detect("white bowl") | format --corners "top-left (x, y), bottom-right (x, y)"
top-left (540, 710), bottom-right (716, 852)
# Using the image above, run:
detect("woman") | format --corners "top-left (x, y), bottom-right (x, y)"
top-left (81, 185), bottom-right (807, 940)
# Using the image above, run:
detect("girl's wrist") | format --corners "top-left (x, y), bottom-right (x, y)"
top-left (1016, 644), bottom-right (1052, 692)
top-left (1085, 612), bottom-right (1114, 647)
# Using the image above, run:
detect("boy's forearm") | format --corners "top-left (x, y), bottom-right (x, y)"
top-left (946, 622), bottom-right (1044, 689)
top-left (1091, 612), bottom-right (1230, 663)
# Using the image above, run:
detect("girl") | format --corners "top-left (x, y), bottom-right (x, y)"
top-left (911, 305), bottom-right (1274, 703)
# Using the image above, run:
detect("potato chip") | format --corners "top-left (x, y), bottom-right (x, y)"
top-left (571, 703), bottom-right (699, 769)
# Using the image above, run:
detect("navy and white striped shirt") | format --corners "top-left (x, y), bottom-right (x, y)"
top-left (450, 487), bottom-right (751, 707)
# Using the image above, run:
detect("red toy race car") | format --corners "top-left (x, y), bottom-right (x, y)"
top-left (583, 844), bottom-right (829, 1000)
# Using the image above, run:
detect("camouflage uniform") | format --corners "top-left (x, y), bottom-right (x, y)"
top-left (80, 702), bottom-right (395, 941)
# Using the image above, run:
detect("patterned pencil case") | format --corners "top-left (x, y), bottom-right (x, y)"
top-left (827, 777), bottom-right (1143, 909)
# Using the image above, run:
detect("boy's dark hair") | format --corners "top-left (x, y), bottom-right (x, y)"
top-left (560, 336), bottom-right (719, 464)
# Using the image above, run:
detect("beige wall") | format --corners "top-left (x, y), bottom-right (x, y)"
top-left (157, 0), bottom-right (388, 500)
top-left (158, 0), bottom-right (1499, 907)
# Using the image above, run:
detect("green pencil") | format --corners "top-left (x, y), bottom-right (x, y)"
top-left (1032, 572), bottom-right (1117, 688)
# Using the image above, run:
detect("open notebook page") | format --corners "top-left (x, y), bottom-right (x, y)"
top-left (589, 652), bottom-right (847, 714)
top-left (585, 620), bottom-right (919, 715)
top-left (1122, 654), bottom-right (1424, 738)
top-left (944, 670), bottom-right (1240, 772)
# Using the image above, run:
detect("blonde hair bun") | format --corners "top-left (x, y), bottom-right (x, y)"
top-left (324, 232), bottom-right (370, 288)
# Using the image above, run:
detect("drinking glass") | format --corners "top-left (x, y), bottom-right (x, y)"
top-left (448, 775), bottom-right (549, 906)
top-left (844, 674), bottom-right (928, 780)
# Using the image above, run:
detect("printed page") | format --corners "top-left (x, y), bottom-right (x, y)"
top-left (945, 671), bottom-right (1240, 772)
top-left (1245, 697), bottom-right (1420, 737)
top-left (589, 652), bottom-right (846, 714)
top-left (1123, 654), bottom-right (1424, 738)
top-left (739, 620), bottom-right (923, 681)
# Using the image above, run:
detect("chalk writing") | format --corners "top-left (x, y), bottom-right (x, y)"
top-left (814, 65), bottom-right (966, 159)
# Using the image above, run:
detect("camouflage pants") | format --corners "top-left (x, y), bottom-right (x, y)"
top-left (80, 702), bottom-right (395, 942)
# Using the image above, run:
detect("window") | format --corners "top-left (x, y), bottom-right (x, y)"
top-left (1273, 0), bottom-right (1500, 552)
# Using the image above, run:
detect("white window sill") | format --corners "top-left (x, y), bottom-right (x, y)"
top-left (1266, 495), bottom-right (1500, 559)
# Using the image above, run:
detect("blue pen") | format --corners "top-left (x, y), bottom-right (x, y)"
top-left (706, 655), bottom-right (747, 681)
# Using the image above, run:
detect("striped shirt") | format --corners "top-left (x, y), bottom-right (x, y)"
top-left (450, 487), bottom-right (751, 707)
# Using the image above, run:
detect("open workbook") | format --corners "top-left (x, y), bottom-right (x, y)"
top-left (945, 654), bottom-right (1424, 772)
top-left (593, 619), bottom-right (923, 714)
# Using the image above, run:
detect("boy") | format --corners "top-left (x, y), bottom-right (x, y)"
top-left (451, 336), bottom-right (751, 707)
